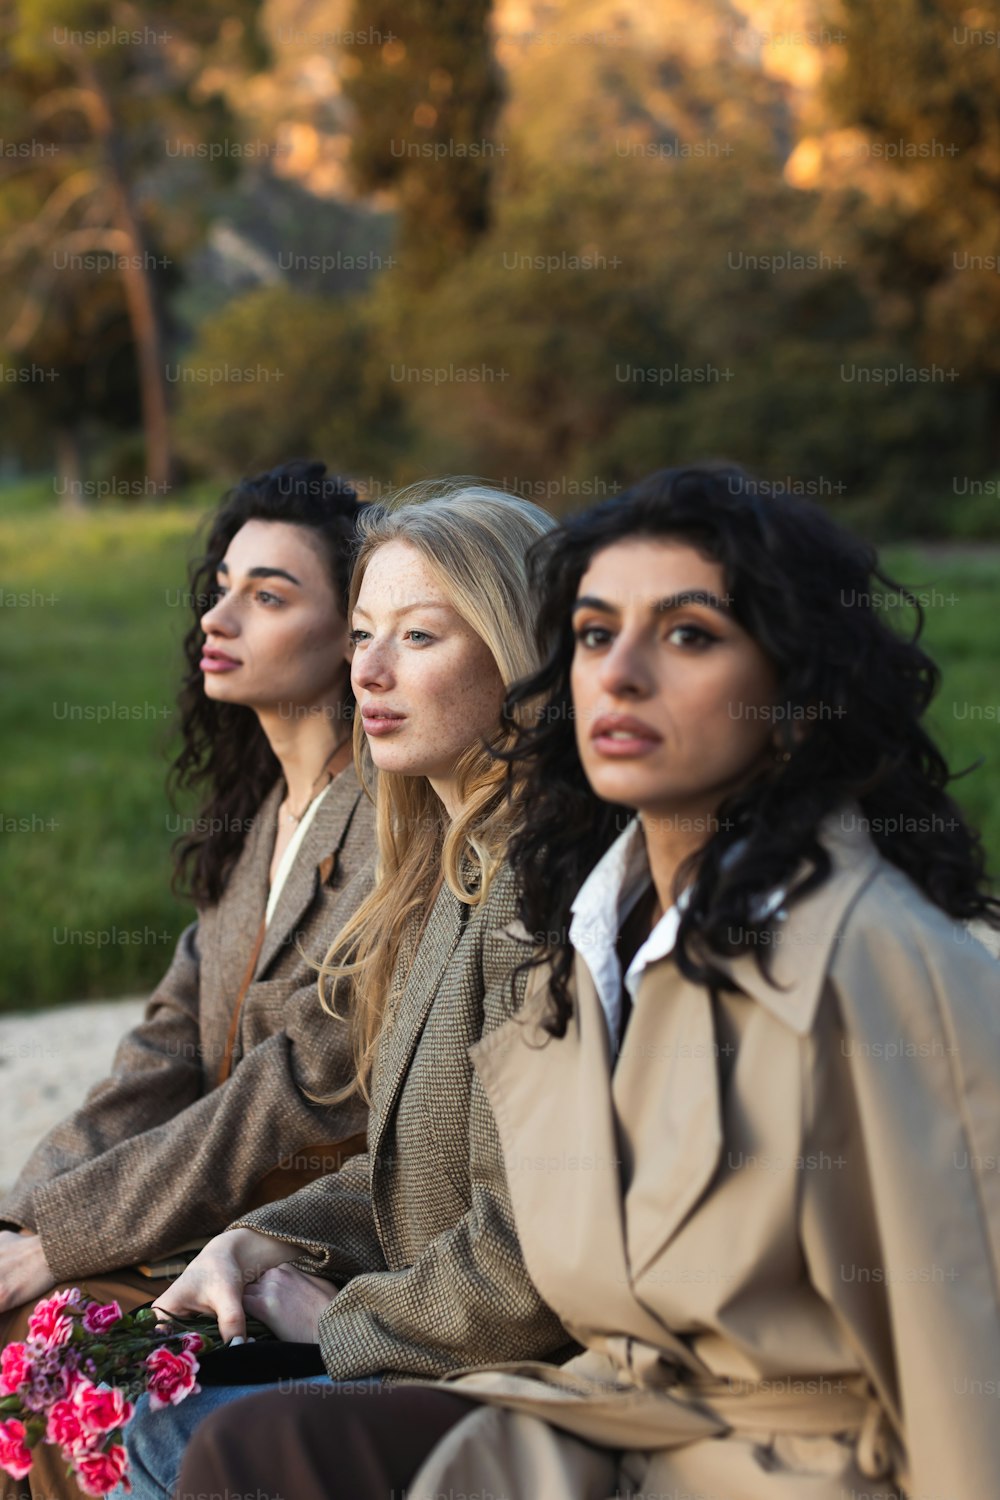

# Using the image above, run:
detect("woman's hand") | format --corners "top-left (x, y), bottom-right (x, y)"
top-left (241, 1263), bottom-right (339, 1343)
top-left (0, 1229), bottom-right (57, 1312)
top-left (152, 1228), bottom-right (293, 1342)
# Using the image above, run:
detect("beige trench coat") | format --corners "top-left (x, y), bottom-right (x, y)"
top-left (410, 812), bottom-right (1000, 1500)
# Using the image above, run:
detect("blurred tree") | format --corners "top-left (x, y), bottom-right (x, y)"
top-left (352, 17), bottom-right (977, 523)
top-left (178, 128), bottom-right (981, 532)
top-left (172, 282), bottom-right (409, 483)
top-left (0, 264), bottom-right (141, 504)
top-left (340, 0), bottom-right (503, 284)
top-left (38, 0), bottom-right (990, 532)
top-left (827, 0), bottom-right (1000, 460)
top-left (0, 0), bottom-right (265, 492)
top-left (372, 143), bottom-right (975, 524)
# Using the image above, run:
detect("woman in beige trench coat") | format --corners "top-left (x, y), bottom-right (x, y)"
top-left (172, 465), bottom-right (1000, 1500)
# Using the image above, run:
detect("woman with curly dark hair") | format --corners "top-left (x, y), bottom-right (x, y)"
top-left (176, 465), bottom-right (1000, 1500)
top-left (169, 461), bottom-right (366, 912)
top-left (0, 463), bottom-right (376, 1500)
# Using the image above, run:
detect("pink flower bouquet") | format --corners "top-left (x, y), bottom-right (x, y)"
top-left (0, 1290), bottom-right (222, 1495)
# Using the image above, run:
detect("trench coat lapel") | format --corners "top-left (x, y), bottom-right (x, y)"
top-left (255, 767), bottom-right (363, 977)
top-left (471, 952), bottom-right (659, 1343)
top-left (612, 965), bottom-right (722, 1286)
top-left (368, 882), bottom-right (466, 1168)
top-left (715, 808), bottom-right (882, 1031)
top-left (471, 932), bottom-right (723, 1313)
top-left (610, 810), bottom-right (882, 1281)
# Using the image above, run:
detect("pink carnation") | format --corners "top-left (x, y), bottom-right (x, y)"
top-left (180, 1332), bottom-right (205, 1355)
top-left (81, 1302), bottom-right (123, 1337)
top-left (0, 1420), bottom-right (32, 1482)
top-left (32, 1288), bottom-right (81, 1316)
top-left (26, 1294), bottom-right (76, 1350)
top-left (0, 1342), bottom-right (33, 1396)
top-left (72, 1379), bottom-right (134, 1436)
top-left (46, 1398), bottom-right (90, 1458)
top-left (144, 1347), bottom-right (199, 1411)
top-left (74, 1443), bottom-right (130, 1496)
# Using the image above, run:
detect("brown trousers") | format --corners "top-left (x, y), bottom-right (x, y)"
top-left (175, 1385), bottom-right (476, 1500)
top-left (0, 1268), bottom-right (172, 1500)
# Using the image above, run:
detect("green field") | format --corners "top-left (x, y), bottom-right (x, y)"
top-left (888, 545), bottom-right (1000, 869)
top-left (1, 486), bottom-right (998, 1011)
top-left (0, 482), bottom-right (213, 1009)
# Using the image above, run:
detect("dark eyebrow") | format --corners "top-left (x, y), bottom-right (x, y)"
top-left (217, 561), bottom-right (302, 587)
top-left (655, 589), bottom-right (733, 617)
top-left (572, 589), bottom-right (733, 618)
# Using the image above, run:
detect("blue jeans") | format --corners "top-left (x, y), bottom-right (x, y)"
top-left (115, 1375), bottom-right (381, 1500)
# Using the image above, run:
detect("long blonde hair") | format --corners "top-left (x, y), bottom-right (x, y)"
top-left (317, 480), bottom-right (555, 1101)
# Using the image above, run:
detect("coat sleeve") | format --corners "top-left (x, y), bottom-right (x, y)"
top-left (308, 929), bottom-right (567, 1383)
top-left (25, 973), bottom-right (369, 1281)
top-left (823, 881), bottom-right (1000, 1500)
top-left (232, 1150), bottom-right (386, 1284)
top-left (0, 921), bottom-right (205, 1234)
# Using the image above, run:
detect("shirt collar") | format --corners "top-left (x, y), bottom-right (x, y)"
top-left (569, 803), bottom-right (882, 1039)
top-left (570, 817), bottom-right (648, 931)
top-left (569, 819), bottom-right (649, 1047)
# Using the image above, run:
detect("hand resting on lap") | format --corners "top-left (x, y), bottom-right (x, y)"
top-left (152, 1227), bottom-right (336, 1343)
top-left (241, 1263), bottom-right (338, 1343)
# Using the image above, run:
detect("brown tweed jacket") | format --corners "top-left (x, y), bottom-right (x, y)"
top-left (0, 766), bottom-right (375, 1282)
top-left (235, 862), bottom-right (570, 1382)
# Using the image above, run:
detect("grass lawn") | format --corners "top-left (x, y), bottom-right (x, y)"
top-left (1, 489), bottom-right (998, 1011)
top-left (0, 481), bottom-right (215, 1009)
top-left (886, 544), bottom-right (1000, 872)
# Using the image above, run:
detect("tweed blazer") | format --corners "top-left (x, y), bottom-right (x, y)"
top-left (0, 766), bottom-right (375, 1282)
top-left (235, 861), bottom-right (569, 1382)
top-left (408, 810), bottom-right (1000, 1500)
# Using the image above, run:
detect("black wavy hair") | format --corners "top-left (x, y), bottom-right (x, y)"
top-left (170, 459), bottom-right (364, 905)
top-left (503, 463), bottom-right (1000, 1035)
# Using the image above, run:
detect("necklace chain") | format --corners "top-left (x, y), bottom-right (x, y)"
top-left (282, 733), bottom-right (351, 824)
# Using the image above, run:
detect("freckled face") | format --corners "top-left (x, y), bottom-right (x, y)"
top-left (198, 520), bottom-right (350, 714)
top-left (350, 541), bottom-right (505, 798)
top-left (570, 539), bottom-right (779, 819)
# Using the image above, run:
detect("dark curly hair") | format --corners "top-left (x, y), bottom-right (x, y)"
top-left (170, 459), bottom-right (365, 906)
top-left (502, 463), bottom-right (1000, 1035)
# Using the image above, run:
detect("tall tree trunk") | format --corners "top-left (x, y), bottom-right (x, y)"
top-left (81, 62), bottom-right (172, 493)
top-left (55, 426), bottom-right (86, 510)
top-left (107, 177), bottom-right (172, 492)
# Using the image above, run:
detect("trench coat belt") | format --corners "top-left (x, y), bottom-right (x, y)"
top-left (605, 1344), bottom-right (905, 1482)
top-left (673, 1377), bottom-right (895, 1476)
top-left (562, 1341), bottom-right (896, 1481)
top-left (590, 1338), bottom-right (893, 1476)
top-left (439, 1348), bottom-right (899, 1482)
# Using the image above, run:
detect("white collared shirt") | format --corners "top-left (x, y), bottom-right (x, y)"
top-left (569, 818), bottom-right (679, 1050)
top-left (569, 818), bottom-right (785, 1051)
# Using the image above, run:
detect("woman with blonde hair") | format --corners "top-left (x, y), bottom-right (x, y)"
top-left (115, 482), bottom-right (569, 1500)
